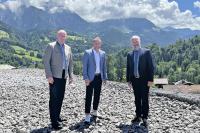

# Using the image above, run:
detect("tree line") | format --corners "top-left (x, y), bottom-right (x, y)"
top-left (1, 28), bottom-right (199, 84)
top-left (74, 35), bottom-right (200, 84)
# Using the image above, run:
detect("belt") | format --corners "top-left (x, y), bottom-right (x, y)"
top-left (135, 76), bottom-right (140, 79)
top-left (95, 73), bottom-right (101, 76)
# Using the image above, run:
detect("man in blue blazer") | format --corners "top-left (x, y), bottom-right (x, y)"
top-left (126, 35), bottom-right (155, 128)
top-left (82, 37), bottom-right (107, 124)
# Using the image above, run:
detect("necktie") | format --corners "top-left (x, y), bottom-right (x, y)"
top-left (134, 51), bottom-right (139, 77)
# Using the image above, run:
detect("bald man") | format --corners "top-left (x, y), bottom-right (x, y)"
top-left (43, 30), bottom-right (73, 130)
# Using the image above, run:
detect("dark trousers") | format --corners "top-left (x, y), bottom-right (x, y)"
top-left (49, 70), bottom-right (66, 126)
top-left (131, 78), bottom-right (149, 119)
top-left (85, 74), bottom-right (102, 113)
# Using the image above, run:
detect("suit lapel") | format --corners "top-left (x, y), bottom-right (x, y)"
top-left (99, 50), bottom-right (103, 69)
top-left (55, 42), bottom-right (61, 52)
top-left (64, 44), bottom-right (69, 60)
top-left (138, 48), bottom-right (143, 69)
top-left (131, 51), bottom-right (134, 69)
top-left (55, 42), bottom-right (62, 59)
top-left (91, 49), bottom-right (96, 68)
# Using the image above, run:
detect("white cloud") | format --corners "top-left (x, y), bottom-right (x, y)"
top-left (2, 0), bottom-right (22, 12)
top-left (1, 0), bottom-right (200, 30)
top-left (0, 3), bottom-right (6, 10)
top-left (194, 1), bottom-right (200, 9)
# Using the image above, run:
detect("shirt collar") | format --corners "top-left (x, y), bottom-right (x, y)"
top-left (57, 41), bottom-right (64, 47)
top-left (92, 48), bottom-right (100, 54)
top-left (133, 47), bottom-right (141, 52)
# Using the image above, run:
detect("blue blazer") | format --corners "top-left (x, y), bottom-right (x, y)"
top-left (82, 49), bottom-right (108, 81)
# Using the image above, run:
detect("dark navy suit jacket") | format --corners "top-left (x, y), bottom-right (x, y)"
top-left (126, 48), bottom-right (155, 83)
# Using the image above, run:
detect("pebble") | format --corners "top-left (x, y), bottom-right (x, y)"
top-left (0, 69), bottom-right (199, 133)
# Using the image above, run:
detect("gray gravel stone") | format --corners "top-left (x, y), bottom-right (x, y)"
top-left (0, 69), bottom-right (199, 133)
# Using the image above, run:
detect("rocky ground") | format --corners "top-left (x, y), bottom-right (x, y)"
top-left (0, 69), bottom-right (200, 133)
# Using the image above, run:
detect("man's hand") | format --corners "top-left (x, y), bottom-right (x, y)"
top-left (128, 82), bottom-right (132, 89)
top-left (85, 80), bottom-right (91, 86)
top-left (147, 81), bottom-right (153, 87)
top-left (48, 77), bottom-right (54, 84)
top-left (103, 80), bottom-right (107, 85)
top-left (69, 77), bottom-right (73, 85)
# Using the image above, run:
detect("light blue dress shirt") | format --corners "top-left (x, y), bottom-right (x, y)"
top-left (93, 49), bottom-right (101, 74)
top-left (60, 44), bottom-right (67, 69)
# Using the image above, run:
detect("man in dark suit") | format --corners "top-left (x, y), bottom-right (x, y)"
top-left (43, 30), bottom-right (73, 130)
top-left (126, 35), bottom-right (155, 127)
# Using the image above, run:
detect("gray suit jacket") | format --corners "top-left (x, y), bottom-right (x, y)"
top-left (43, 41), bottom-right (73, 79)
top-left (82, 49), bottom-right (107, 81)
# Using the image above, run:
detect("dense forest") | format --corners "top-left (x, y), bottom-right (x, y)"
top-left (150, 35), bottom-right (200, 84)
top-left (72, 35), bottom-right (200, 84)
top-left (103, 35), bottom-right (200, 84)
top-left (0, 21), bottom-right (200, 84)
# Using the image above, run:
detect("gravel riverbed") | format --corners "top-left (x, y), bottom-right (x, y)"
top-left (0, 69), bottom-right (199, 133)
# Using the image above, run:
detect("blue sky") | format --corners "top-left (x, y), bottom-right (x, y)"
top-left (170, 0), bottom-right (200, 16)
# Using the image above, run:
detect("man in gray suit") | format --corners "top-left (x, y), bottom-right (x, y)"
top-left (82, 37), bottom-right (107, 124)
top-left (43, 30), bottom-right (73, 130)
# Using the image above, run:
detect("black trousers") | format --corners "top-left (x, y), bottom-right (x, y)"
top-left (131, 78), bottom-right (149, 119)
top-left (49, 70), bottom-right (66, 126)
top-left (85, 74), bottom-right (102, 114)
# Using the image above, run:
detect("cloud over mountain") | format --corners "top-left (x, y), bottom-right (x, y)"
top-left (0, 0), bottom-right (200, 30)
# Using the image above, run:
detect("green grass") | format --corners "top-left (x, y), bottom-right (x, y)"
top-left (0, 30), bottom-right (9, 39)
top-left (68, 35), bottom-right (85, 41)
top-left (177, 67), bottom-right (182, 72)
top-left (11, 45), bottom-right (42, 62)
top-left (14, 54), bottom-right (42, 62)
top-left (11, 45), bottom-right (26, 52)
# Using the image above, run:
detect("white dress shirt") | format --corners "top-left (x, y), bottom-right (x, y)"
top-left (93, 49), bottom-right (101, 74)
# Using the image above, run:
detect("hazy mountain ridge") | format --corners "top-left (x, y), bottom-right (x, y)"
top-left (0, 6), bottom-right (200, 46)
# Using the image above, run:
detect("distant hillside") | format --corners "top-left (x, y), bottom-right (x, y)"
top-left (105, 35), bottom-right (200, 84)
top-left (149, 35), bottom-right (200, 84)
top-left (0, 22), bottom-right (93, 70)
top-left (1, 20), bottom-right (200, 83)
top-left (0, 21), bottom-right (43, 68)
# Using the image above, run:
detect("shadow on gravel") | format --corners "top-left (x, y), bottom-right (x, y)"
top-left (30, 126), bottom-right (52, 133)
top-left (116, 122), bottom-right (148, 133)
top-left (69, 117), bottom-right (97, 132)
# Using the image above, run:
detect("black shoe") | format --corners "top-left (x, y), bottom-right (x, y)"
top-left (141, 118), bottom-right (148, 128)
top-left (51, 124), bottom-right (63, 130)
top-left (131, 116), bottom-right (142, 123)
top-left (84, 121), bottom-right (90, 125)
top-left (52, 125), bottom-right (63, 130)
top-left (58, 117), bottom-right (63, 122)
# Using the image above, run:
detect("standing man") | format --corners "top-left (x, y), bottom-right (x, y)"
top-left (126, 35), bottom-right (154, 128)
top-left (82, 37), bottom-right (107, 124)
top-left (43, 30), bottom-right (73, 130)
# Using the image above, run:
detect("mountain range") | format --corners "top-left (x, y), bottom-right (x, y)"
top-left (0, 5), bottom-right (200, 46)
